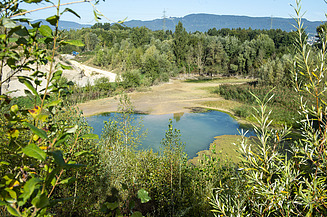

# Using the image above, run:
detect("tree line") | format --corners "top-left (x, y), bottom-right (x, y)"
top-left (60, 21), bottom-right (298, 87)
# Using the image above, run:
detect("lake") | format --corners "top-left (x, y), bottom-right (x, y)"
top-left (86, 110), bottom-right (253, 158)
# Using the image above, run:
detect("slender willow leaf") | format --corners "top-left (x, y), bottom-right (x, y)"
top-left (59, 177), bottom-right (76, 185)
top-left (48, 150), bottom-right (65, 167)
top-left (81, 134), bottom-right (99, 140)
top-left (18, 77), bottom-right (39, 96)
top-left (61, 8), bottom-right (81, 19)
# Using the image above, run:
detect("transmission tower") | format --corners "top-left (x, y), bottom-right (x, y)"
top-left (163, 9), bottom-right (167, 31)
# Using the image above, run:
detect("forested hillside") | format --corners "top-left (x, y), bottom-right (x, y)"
top-left (124, 13), bottom-right (322, 34)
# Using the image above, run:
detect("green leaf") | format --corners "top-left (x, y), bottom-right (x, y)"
top-left (16, 37), bottom-right (28, 45)
top-left (31, 21), bottom-right (41, 28)
top-left (8, 26), bottom-right (28, 37)
top-left (45, 167), bottom-right (60, 186)
top-left (31, 193), bottom-right (49, 209)
top-left (48, 150), bottom-right (65, 167)
top-left (57, 63), bottom-right (73, 70)
top-left (105, 202), bottom-right (119, 210)
top-left (74, 150), bottom-right (90, 157)
top-left (23, 122), bottom-right (47, 139)
top-left (0, 161), bottom-right (10, 166)
top-left (5, 188), bottom-right (17, 200)
top-left (18, 76), bottom-right (39, 96)
top-left (2, 18), bottom-right (16, 28)
top-left (19, 178), bottom-right (41, 206)
top-left (45, 99), bottom-right (62, 108)
top-left (46, 15), bottom-right (59, 26)
top-left (137, 189), bottom-right (151, 203)
top-left (51, 70), bottom-right (63, 81)
top-left (0, 200), bottom-right (6, 206)
top-left (81, 134), bottom-right (99, 140)
top-left (6, 206), bottom-right (20, 216)
top-left (131, 211), bottom-right (143, 217)
top-left (22, 143), bottom-right (46, 161)
top-left (59, 177), bottom-right (76, 185)
top-left (0, 34), bottom-right (6, 40)
top-left (38, 25), bottom-right (53, 37)
top-left (61, 8), bottom-right (81, 19)
top-left (7, 57), bottom-right (17, 68)
top-left (61, 40), bottom-right (84, 47)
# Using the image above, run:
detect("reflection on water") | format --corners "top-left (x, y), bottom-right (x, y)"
top-left (86, 110), bottom-right (253, 158)
top-left (173, 112), bottom-right (184, 122)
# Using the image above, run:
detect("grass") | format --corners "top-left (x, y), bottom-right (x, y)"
top-left (200, 99), bottom-right (243, 112)
top-left (185, 77), bottom-right (255, 84)
top-left (189, 135), bottom-right (259, 165)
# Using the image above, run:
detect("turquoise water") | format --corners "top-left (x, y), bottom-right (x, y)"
top-left (86, 110), bottom-right (253, 158)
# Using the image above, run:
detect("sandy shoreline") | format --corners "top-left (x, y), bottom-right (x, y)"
top-left (77, 79), bottom-right (242, 117)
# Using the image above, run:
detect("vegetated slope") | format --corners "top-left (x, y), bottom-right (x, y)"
top-left (21, 19), bottom-right (92, 30)
top-left (124, 13), bottom-right (322, 34)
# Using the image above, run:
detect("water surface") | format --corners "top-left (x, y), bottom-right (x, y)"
top-left (86, 110), bottom-right (252, 158)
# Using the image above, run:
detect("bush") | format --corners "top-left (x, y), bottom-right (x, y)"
top-left (210, 1), bottom-right (327, 215)
top-left (122, 69), bottom-right (142, 88)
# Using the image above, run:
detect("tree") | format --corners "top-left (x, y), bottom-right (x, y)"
top-left (315, 22), bottom-right (327, 48)
top-left (204, 37), bottom-right (228, 76)
top-left (84, 32), bottom-right (99, 51)
top-left (173, 21), bottom-right (189, 67)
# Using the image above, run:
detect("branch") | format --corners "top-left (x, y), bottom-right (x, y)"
top-left (10, 0), bottom-right (93, 18)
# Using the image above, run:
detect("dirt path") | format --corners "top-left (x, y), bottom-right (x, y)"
top-left (78, 78), bottom-right (250, 116)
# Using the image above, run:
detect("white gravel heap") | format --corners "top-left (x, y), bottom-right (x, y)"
top-left (1, 55), bottom-right (117, 97)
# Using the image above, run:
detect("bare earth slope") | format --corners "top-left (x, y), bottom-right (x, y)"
top-left (78, 78), bottom-right (251, 116)
top-left (2, 54), bottom-right (116, 97)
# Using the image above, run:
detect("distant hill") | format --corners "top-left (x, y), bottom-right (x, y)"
top-left (22, 19), bottom-right (92, 30)
top-left (124, 14), bottom-right (324, 35)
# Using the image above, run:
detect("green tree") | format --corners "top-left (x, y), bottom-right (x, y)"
top-left (173, 21), bottom-right (189, 67)
top-left (84, 32), bottom-right (99, 51)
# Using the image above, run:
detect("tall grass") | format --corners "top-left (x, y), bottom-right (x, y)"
top-left (214, 83), bottom-right (314, 127)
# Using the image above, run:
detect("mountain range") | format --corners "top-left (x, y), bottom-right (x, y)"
top-left (124, 14), bottom-right (323, 35)
top-left (30, 14), bottom-right (324, 35)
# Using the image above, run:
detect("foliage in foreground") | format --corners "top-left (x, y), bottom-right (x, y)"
top-left (210, 1), bottom-right (327, 215)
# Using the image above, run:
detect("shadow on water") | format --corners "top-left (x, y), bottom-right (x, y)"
top-left (86, 110), bottom-right (255, 158)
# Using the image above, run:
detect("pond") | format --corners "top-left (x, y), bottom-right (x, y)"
top-left (86, 110), bottom-right (253, 158)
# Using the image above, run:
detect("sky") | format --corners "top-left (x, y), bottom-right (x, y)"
top-left (21, 0), bottom-right (327, 25)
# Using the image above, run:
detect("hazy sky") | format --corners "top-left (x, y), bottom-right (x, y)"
top-left (22, 0), bottom-right (327, 24)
